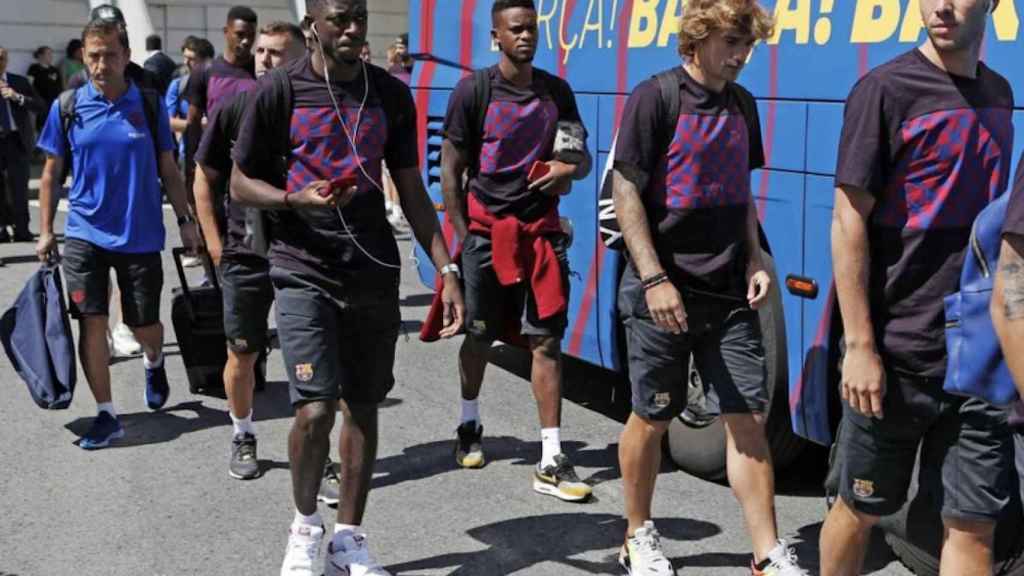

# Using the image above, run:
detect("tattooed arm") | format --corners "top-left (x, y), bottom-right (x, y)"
top-left (992, 234), bottom-right (1024, 398)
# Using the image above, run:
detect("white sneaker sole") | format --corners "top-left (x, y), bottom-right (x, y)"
top-left (81, 427), bottom-right (125, 449)
top-left (532, 479), bottom-right (590, 502)
top-left (317, 493), bottom-right (340, 505)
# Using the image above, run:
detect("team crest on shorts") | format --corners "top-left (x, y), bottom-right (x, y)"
top-left (232, 338), bottom-right (248, 350)
top-left (654, 392), bottom-right (671, 408)
top-left (472, 320), bottom-right (487, 331)
top-left (295, 363), bottom-right (314, 382)
top-left (852, 478), bottom-right (875, 499)
top-left (70, 290), bottom-right (86, 304)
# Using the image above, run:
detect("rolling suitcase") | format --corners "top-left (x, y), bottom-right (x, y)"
top-left (170, 248), bottom-right (267, 395)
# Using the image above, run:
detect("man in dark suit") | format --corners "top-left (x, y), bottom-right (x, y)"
top-left (143, 34), bottom-right (177, 95)
top-left (0, 46), bottom-right (44, 242)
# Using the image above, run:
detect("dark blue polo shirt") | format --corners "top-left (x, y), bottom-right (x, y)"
top-left (37, 81), bottom-right (174, 253)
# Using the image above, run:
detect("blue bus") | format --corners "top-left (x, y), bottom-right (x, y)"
top-left (407, 1), bottom-right (1024, 570)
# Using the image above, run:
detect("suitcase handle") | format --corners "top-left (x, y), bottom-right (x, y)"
top-left (172, 247), bottom-right (221, 317)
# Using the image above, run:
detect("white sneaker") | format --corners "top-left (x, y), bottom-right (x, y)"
top-left (182, 254), bottom-right (203, 268)
top-left (619, 521), bottom-right (677, 576)
top-left (753, 540), bottom-right (810, 576)
top-left (324, 531), bottom-right (392, 576)
top-left (280, 523), bottom-right (324, 576)
top-left (111, 323), bottom-right (142, 357)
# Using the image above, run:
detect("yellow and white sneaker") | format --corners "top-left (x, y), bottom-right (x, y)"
top-left (455, 421), bottom-right (485, 468)
top-left (619, 521), bottom-right (677, 575)
top-left (532, 453), bottom-right (592, 502)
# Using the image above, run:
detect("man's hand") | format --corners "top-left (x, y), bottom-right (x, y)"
top-left (529, 160), bottom-right (576, 196)
top-left (746, 260), bottom-right (772, 310)
top-left (0, 82), bottom-right (17, 101)
top-left (205, 238), bottom-right (223, 268)
top-left (439, 272), bottom-right (465, 338)
top-left (645, 281), bottom-right (687, 334)
top-left (841, 345), bottom-right (887, 419)
top-left (288, 181), bottom-right (357, 210)
top-left (35, 232), bottom-right (56, 263)
top-left (179, 221), bottom-right (201, 253)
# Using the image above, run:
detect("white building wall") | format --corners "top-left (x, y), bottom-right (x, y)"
top-left (0, 0), bottom-right (409, 76)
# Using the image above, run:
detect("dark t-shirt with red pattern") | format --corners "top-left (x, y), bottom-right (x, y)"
top-left (835, 49), bottom-right (1015, 378)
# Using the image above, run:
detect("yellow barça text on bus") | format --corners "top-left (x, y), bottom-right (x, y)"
top-left (535, 0), bottom-right (1019, 64)
top-left (629, 0), bottom-right (1019, 47)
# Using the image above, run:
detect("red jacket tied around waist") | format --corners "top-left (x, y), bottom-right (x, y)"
top-left (420, 193), bottom-right (567, 342)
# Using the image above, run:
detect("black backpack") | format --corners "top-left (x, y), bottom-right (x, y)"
top-left (597, 69), bottom-right (759, 250)
top-left (58, 86), bottom-right (164, 183)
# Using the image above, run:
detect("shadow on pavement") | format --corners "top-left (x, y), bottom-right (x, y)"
top-left (387, 513), bottom-right (720, 575)
top-left (64, 400), bottom-right (229, 448)
top-left (784, 521), bottom-right (898, 575)
top-left (371, 438), bottom-right (623, 491)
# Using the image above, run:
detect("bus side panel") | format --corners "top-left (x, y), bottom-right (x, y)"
top-left (798, 175), bottom-right (838, 446)
top-left (561, 95), bottom-right (606, 367)
top-left (416, 89), bottom-right (456, 289)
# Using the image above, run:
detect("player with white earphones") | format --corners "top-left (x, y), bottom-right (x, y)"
top-left (229, 1), bottom-right (464, 574)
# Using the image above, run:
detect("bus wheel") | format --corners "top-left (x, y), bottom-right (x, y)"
top-left (665, 252), bottom-right (806, 481)
top-left (881, 484), bottom-right (1024, 576)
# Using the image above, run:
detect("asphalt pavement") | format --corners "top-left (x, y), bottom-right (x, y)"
top-left (0, 205), bottom-right (913, 575)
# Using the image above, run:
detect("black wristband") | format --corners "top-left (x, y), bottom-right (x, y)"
top-left (177, 214), bottom-right (194, 225)
top-left (641, 272), bottom-right (669, 291)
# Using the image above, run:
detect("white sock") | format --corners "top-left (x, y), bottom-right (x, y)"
top-left (334, 523), bottom-right (360, 535)
top-left (231, 411), bottom-right (255, 436)
top-left (460, 398), bottom-right (480, 425)
top-left (97, 402), bottom-right (116, 418)
top-left (293, 509), bottom-right (322, 528)
top-left (540, 427), bottom-right (561, 468)
top-left (143, 351), bottom-right (164, 369)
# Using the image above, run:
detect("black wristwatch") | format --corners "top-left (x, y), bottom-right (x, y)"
top-left (177, 214), bottom-right (195, 226)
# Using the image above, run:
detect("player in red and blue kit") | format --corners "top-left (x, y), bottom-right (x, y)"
top-left (823, 1), bottom-right (1016, 575)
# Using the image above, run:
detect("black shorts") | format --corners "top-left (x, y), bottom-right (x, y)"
top-left (62, 238), bottom-right (163, 327)
top-left (618, 265), bottom-right (767, 421)
top-left (271, 268), bottom-right (401, 407)
top-left (221, 255), bottom-right (274, 354)
top-left (462, 232), bottom-right (569, 341)
top-left (835, 373), bottom-right (1015, 520)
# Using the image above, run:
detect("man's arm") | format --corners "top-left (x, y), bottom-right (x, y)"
top-left (17, 79), bottom-right (44, 115)
top-left (35, 155), bottom-right (63, 261)
top-left (745, 195), bottom-right (771, 309)
top-left (613, 167), bottom-right (686, 334)
top-left (440, 139), bottom-right (470, 242)
top-left (992, 235), bottom-right (1024, 398)
top-left (393, 166), bottom-right (464, 337)
top-left (159, 151), bottom-right (200, 250)
top-left (194, 163), bottom-right (224, 265)
top-left (832, 184), bottom-right (885, 419)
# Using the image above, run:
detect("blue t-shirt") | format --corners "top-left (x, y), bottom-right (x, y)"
top-left (165, 76), bottom-right (190, 158)
top-left (37, 81), bottom-right (174, 253)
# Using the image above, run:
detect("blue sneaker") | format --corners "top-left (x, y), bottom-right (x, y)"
top-left (145, 364), bottom-right (170, 410)
top-left (79, 411), bottom-right (125, 450)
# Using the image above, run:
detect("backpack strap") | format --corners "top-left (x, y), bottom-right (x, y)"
top-left (57, 89), bottom-right (78, 182)
top-left (467, 67), bottom-right (492, 177)
top-left (265, 66), bottom-right (294, 189)
top-left (655, 68), bottom-right (681, 155)
top-left (178, 73), bottom-right (190, 100)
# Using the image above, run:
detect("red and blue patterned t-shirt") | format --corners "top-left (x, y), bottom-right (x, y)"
top-left (836, 49), bottom-right (1015, 379)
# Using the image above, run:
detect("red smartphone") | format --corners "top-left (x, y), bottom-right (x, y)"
top-left (322, 175), bottom-right (359, 198)
top-left (527, 161), bottom-right (551, 184)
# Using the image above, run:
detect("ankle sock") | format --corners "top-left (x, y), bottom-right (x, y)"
top-left (143, 351), bottom-right (164, 369)
top-left (460, 398), bottom-right (480, 426)
top-left (540, 427), bottom-right (561, 468)
top-left (97, 402), bottom-right (116, 418)
top-left (294, 509), bottom-right (322, 528)
top-left (231, 411), bottom-right (255, 436)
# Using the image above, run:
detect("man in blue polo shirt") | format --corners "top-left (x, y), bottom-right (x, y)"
top-left (35, 18), bottom-right (199, 450)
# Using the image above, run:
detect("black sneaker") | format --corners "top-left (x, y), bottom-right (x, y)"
top-left (532, 453), bottom-right (592, 502)
top-left (318, 458), bottom-right (340, 505)
top-left (455, 421), bottom-right (485, 468)
top-left (229, 433), bottom-right (261, 480)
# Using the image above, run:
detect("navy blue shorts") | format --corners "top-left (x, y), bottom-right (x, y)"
top-left (618, 265), bottom-right (768, 421)
top-left (271, 268), bottom-right (400, 407)
top-left (835, 373), bottom-right (1015, 521)
top-left (220, 255), bottom-right (273, 354)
